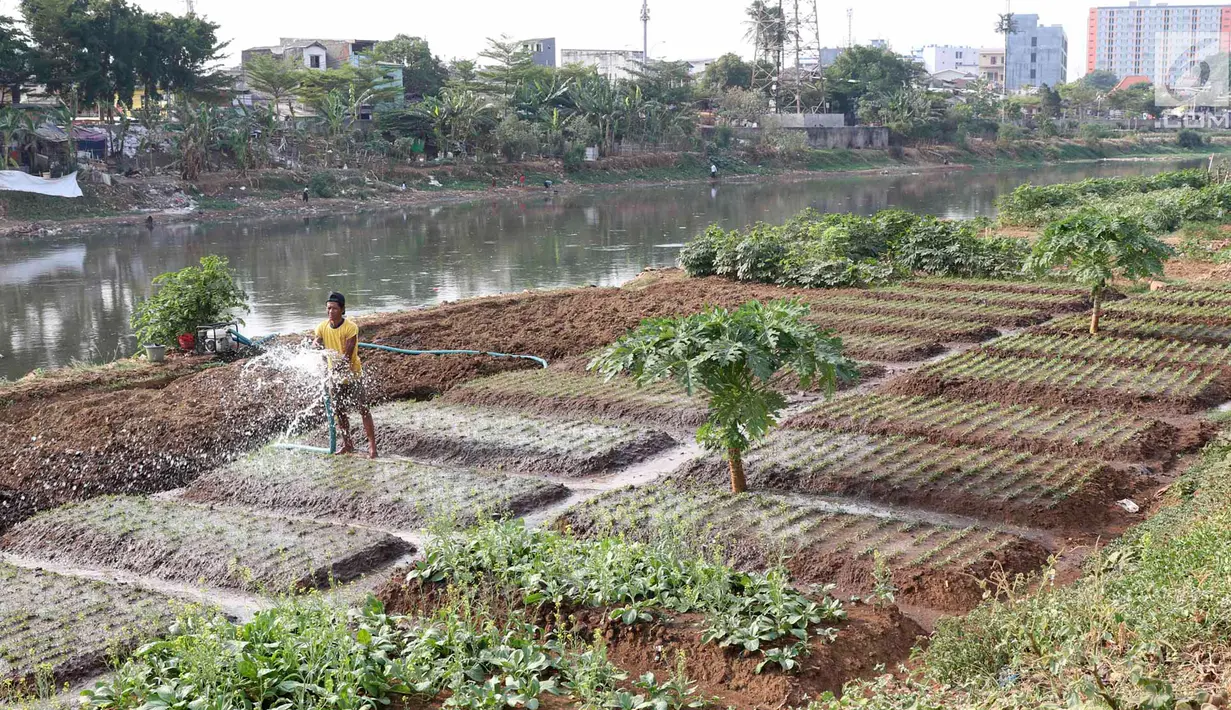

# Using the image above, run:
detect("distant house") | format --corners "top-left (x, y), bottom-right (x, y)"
top-left (520, 38), bottom-right (557, 67)
top-left (685, 58), bottom-right (717, 76)
top-left (241, 38), bottom-right (381, 72)
top-left (240, 37), bottom-right (402, 118)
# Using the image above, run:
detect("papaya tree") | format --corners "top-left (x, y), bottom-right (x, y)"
top-left (589, 299), bottom-right (855, 493)
top-left (1025, 211), bottom-right (1173, 334)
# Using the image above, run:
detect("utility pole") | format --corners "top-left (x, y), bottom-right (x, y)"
top-left (185, 0), bottom-right (195, 14)
top-left (641, 0), bottom-right (650, 64)
top-left (997, 0), bottom-right (1016, 123)
top-left (847, 8), bottom-right (854, 49)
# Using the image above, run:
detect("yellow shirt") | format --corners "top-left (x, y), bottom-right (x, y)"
top-left (315, 318), bottom-right (362, 375)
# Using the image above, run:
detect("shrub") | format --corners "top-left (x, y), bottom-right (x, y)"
top-left (892, 218), bottom-right (1027, 278)
top-left (1178, 128), bottom-right (1206, 149)
top-left (733, 225), bottom-right (789, 282)
top-left (713, 125), bottom-right (734, 148)
top-left (494, 116), bottom-right (540, 162)
top-left (309, 171), bottom-right (338, 198)
top-left (1079, 122), bottom-right (1112, 145)
top-left (563, 144), bottom-right (586, 172)
top-left (997, 123), bottom-right (1025, 144)
top-left (130, 255), bottom-right (250, 347)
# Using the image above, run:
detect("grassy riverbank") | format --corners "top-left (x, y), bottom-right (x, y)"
top-left (2, 136), bottom-right (1227, 237)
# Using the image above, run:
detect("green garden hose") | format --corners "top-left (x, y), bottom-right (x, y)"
top-left (357, 342), bottom-right (549, 369)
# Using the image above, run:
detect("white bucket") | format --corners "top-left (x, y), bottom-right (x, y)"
top-left (145, 344), bottom-right (167, 363)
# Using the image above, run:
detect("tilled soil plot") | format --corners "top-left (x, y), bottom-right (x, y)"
top-left (377, 576), bottom-right (924, 710)
top-left (1032, 315), bottom-right (1231, 345)
top-left (359, 402), bottom-right (677, 477)
top-left (674, 429), bottom-right (1132, 529)
top-left (0, 496), bottom-right (411, 592)
top-left (982, 333), bottom-right (1231, 384)
top-left (888, 352), bottom-right (1227, 415)
top-left (786, 394), bottom-right (1180, 463)
top-left (0, 562), bottom-right (177, 696)
top-left (183, 448), bottom-right (570, 529)
top-left (558, 483), bottom-right (1050, 612)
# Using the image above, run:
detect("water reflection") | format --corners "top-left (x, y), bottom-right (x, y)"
top-left (0, 159), bottom-right (1203, 379)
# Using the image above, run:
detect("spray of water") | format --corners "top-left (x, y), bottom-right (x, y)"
top-left (240, 341), bottom-right (331, 441)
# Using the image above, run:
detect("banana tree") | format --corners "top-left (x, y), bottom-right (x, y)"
top-left (590, 299), bottom-right (855, 493)
top-left (569, 75), bottom-right (624, 156)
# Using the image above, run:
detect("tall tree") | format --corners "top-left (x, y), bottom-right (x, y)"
top-left (369, 34), bottom-right (448, 100)
top-left (477, 36), bottom-right (539, 99)
top-left (21, 0), bottom-right (223, 111)
top-left (245, 54), bottom-right (303, 117)
top-left (0, 16), bottom-right (33, 104)
top-left (703, 53), bottom-right (755, 92)
top-left (824, 45), bottom-right (927, 117)
top-left (590, 299), bottom-right (854, 493)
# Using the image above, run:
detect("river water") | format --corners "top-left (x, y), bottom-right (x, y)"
top-left (0, 158), bottom-right (1205, 380)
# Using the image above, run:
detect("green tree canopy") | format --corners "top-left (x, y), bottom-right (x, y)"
top-left (1107, 82), bottom-right (1157, 116)
top-left (370, 34), bottom-right (448, 100)
top-left (20, 0), bottom-right (223, 109)
top-left (477, 36), bottom-right (543, 99)
top-left (1025, 211), bottom-right (1173, 334)
top-left (589, 299), bottom-right (855, 493)
top-left (131, 255), bottom-right (250, 348)
top-left (1081, 69), bottom-right (1120, 92)
top-left (0, 15), bottom-right (33, 104)
top-left (824, 45), bottom-right (927, 117)
top-left (703, 53), bottom-right (754, 92)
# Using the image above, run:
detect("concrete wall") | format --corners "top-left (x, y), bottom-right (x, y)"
top-left (561, 49), bottom-right (645, 81)
top-left (803, 126), bottom-right (889, 149)
top-left (770, 113), bottom-right (846, 128)
top-left (724, 126), bottom-right (889, 149)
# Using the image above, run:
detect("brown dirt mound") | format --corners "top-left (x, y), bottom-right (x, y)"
top-left (377, 577), bottom-right (924, 709)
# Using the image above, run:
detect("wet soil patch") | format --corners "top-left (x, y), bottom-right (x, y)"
top-left (364, 402), bottom-right (677, 478)
top-left (182, 448), bottom-right (570, 530)
top-left (0, 562), bottom-right (177, 698)
top-left (0, 496), bottom-right (411, 592)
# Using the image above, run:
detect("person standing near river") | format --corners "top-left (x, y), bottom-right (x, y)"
top-left (314, 292), bottom-right (377, 459)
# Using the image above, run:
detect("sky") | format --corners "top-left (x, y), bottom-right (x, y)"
top-left (4, 0), bottom-right (1231, 82)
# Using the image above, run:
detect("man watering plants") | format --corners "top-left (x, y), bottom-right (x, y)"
top-left (314, 292), bottom-right (378, 459)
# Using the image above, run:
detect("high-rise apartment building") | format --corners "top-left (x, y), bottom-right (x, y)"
top-left (1007, 14), bottom-right (1068, 90)
top-left (1088, 2), bottom-right (1231, 84)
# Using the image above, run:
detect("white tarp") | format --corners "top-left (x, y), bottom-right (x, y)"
top-left (0, 171), bottom-right (83, 198)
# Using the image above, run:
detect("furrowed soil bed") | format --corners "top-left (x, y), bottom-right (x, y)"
top-left (362, 402), bottom-right (677, 477)
top-left (889, 352), bottom-right (1226, 414)
top-left (442, 369), bottom-right (708, 430)
top-left (0, 496), bottom-right (411, 592)
top-left (1032, 315), bottom-right (1231, 345)
top-left (378, 578), bottom-right (924, 710)
top-left (557, 483), bottom-right (1049, 612)
top-left (787, 393), bottom-right (1179, 463)
top-left (857, 285), bottom-right (1092, 312)
top-left (983, 333), bottom-right (1231, 381)
top-left (0, 562), bottom-right (177, 696)
top-left (674, 429), bottom-right (1130, 528)
top-left (183, 448), bottom-right (570, 529)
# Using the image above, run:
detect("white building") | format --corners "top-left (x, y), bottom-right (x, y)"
top-left (561, 48), bottom-right (646, 81)
top-left (912, 45), bottom-right (981, 75)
